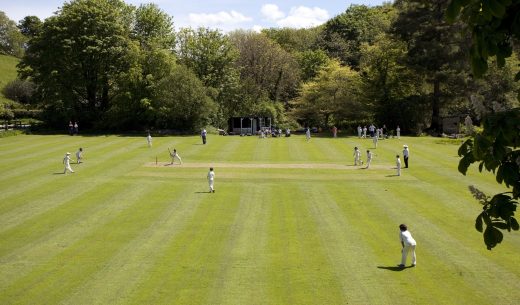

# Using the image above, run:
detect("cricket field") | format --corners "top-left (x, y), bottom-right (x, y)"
top-left (0, 134), bottom-right (519, 304)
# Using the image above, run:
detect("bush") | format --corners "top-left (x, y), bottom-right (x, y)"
top-left (2, 79), bottom-right (35, 104)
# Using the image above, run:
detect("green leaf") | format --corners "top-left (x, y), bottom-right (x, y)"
top-left (482, 211), bottom-right (492, 225)
top-left (457, 139), bottom-right (472, 156)
top-left (492, 221), bottom-right (509, 230)
top-left (496, 164), bottom-right (504, 183)
top-left (502, 163), bottom-right (520, 188)
top-left (484, 225), bottom-right (503, 250)
top-left (511, 218), bottom-right (519, 231)
top-left (458, 154), bottom-right (473, 175)
top-left (475, 213), bottom-right (484, 232)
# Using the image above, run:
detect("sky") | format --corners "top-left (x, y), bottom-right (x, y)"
top-left (1, 0), bottom-right (389, 32)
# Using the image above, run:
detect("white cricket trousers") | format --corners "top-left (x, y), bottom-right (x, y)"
top-left (401, 244), bottom-right (416, 266)
top-left (172, 154), bottom-right (182, 164)
top-left (209, 179), bottom-right (214, 192)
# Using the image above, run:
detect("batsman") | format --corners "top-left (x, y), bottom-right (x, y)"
top-left (169, 148), bottom-right (182, 165)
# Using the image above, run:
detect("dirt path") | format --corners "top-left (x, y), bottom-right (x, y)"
top-left (145, 162), bottom-right (393, 170)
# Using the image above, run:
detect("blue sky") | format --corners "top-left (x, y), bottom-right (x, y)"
top-left (2, 0), bottom-right (389, 32)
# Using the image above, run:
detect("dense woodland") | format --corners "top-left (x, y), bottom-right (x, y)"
top-left (0, 0), bottom-right (519, 134)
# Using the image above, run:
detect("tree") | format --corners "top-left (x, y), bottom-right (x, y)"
top-left (291, 59), bottom-right (363, 128)
top-left (318, 4), bottom-right (394, 68)
top-left (262, 27), bottom-right (321, 53)
top-left (0, 11), bottom-right (25, 58)
top-left (229, 30), bottom-right (300, 104)
top-left (133, 3), bottom-right (175, 50)
top-left (18, 0), bottom-right (136, 127)
top-left (392, 0), bottom-right (469, 133)
top-left (446, 0), bottom-right (519, 78)
top-left (18, 16), bottom-right (42, 39)
top-left (448, 0), bottom-right (520, 249)
top-left (360, 34), bottom-right (426, 132)
top-left (152, 64), bottom-right (216, 130)
top-left (297, 49), bottom-right (330, 82)
top-left (176, 27), bottom-right (240, 126)
top-left (467, 58), bottom-right (520, 120)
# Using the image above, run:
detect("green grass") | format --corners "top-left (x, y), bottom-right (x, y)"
top-left (0, 134), bottom-right (519, 305)
top-left (0, 54), bottom-right (19, 104)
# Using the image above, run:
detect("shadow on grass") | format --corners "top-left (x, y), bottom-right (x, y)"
top-left (385, 174), bottom-right (400, 177)
top-left (53, 172), bottom-right (65, 175)
top-left (377, 265), bottom-right (413, 271)
top-left (194, 191), bottom-right (211, 194)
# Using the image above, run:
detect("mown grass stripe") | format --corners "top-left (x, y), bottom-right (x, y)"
top-left (205, 183), bottom-right (269, 305)
top-left (60, 181), bottom-right (204, 305)
top-left (353, 181), bottom-right (517, 304)
top-left (0, 138), bottom-right (148, 228)
top-left (125, 182), bottom-right (242, 305)
top-left (0, 179), bottom-right (158, 292)
top-left (0, 179), bottom-right (173, 304)
top-left (265, 181), bottom-right (345, 305)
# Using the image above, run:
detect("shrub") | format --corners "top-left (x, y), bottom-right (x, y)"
top-left (2, 79), bottom-right (35, 104)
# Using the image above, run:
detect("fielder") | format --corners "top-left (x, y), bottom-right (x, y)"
top-left (373, 134), bottom-right (378, 148)
top-left (169, 148), bottom-right (182, 164)
top-left (353, 147), bottom-right (361, 166)
top-left (362, 126), bottom-right (367, 138)
top-left (147, 133), bottom-right (152, 147)
top-left (365, 150), bottom-right (373, 169)
top-left (357, 125), bottom-right (362, 138)
top-left (398, 224), bottom-right (417, 267)
top-left (396, 154), bottom-right (401, 176)
top-left (76, 148), bottom-right (83, 164)
top-left (207, 167), bottom-right (215, 193)
top-left (306, 127), bottom-right (311, 141)
top-left (63, 152), bottom-right (74, 174)
top-left (396, 126), bottom-right (401, 139)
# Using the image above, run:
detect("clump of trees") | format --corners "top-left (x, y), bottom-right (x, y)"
top-left (0, 0), bottom-right (517, 136)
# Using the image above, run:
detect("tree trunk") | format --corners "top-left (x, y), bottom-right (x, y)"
top-left (430, 78), bottom-right (441, 132)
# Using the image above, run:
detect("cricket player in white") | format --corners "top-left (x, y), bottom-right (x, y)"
top-left (362, 126), bottom-right (367, 138)
top-left (396, 126), bottom-right (401, 139)
top-left (373, 134), bottom-right (378, 148)
top-left (399, 224), bottom-right (416, 267)
top-left (147, 133), bottom-right (152, 147)
top-left (396, 154), bottom-right (401, 176)
top-left (76, 148), bottom-right (83, 164)
top-left (365, 150), bottom-right (373, 168)
top-left (170, 148), bottom-right (182, 164)
top-left (357, 126), bottom-right (362, 138)
top-left (63, 152), bottom-right (74, 173)
top-left (354, 147), bottom-right (361, 165)
top-left (207, 167), bottom-right (215, 193)
top-left (306, 128), bottom-right (311, 141)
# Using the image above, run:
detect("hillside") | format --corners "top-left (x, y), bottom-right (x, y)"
top-left (0, 54), bottom-right (20, 104)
